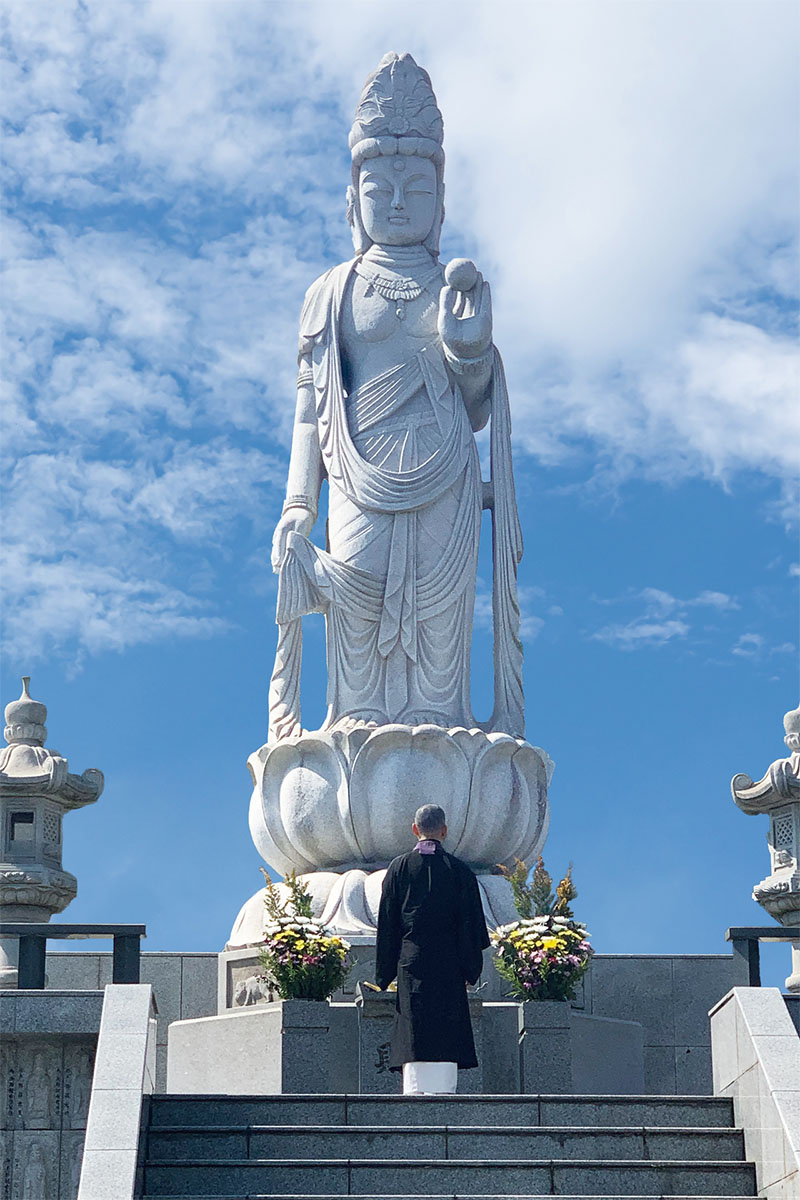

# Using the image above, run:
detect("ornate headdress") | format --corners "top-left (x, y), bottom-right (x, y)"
top-left (349, 52), bottom-right (444, 167)
top-left (347, 53), bottom-right (445, 255)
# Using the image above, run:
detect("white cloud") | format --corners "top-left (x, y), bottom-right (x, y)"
top-left (1, 546), bottom-right (228, 664)
top-left (592, 586), bottom-right (741, 651)
top-left (1, 0), bottom-right (797, 662)
top-left (789, 564), bottom-right (800, 578)
top-left (593, 617), bottom-right (689, 650)
top-left (732, 632), bottom-right (797, 661)
top-left (689, 591), bottom-right (741, 612)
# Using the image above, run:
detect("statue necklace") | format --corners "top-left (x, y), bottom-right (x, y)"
top-left (355, 247), bottom-right (441, 321)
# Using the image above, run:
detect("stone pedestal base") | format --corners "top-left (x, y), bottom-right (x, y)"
top-left (166, 1000), bottom-right (359, 1095)
top-left (519, 1001), bottom-right (645, 1095)
top-left (246, 723), bottom-right (552, 887)
top-left (166, 994), bottom-right (643, 1096)
top-left (519, 1000), bottom-right (572, 1093)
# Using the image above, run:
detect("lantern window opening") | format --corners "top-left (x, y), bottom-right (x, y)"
top-left (9, 811), bottom-right (35, 847)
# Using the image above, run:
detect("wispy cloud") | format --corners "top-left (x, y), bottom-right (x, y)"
top-left (593, 617), bottom-right (689, 650)
top-left (592, 587), bottom-right (741, 651)
top-left (732, 632), bottom-right (796, 661)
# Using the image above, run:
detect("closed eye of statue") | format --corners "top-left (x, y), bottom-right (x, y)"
top-left (404, 175), bottom-right (434, 193)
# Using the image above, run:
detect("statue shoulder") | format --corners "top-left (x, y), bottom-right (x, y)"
top-left (298, 261), bottom-right (355, 355)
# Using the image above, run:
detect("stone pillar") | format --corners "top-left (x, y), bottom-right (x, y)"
top-left (355, 987), bottom-right (399, 1093)
top-left (518, 999), bottom-right (572, 1093)
top-left (732, 703), bottom-right (800, 993)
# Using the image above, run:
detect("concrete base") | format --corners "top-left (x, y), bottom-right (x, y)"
top-left (47, 945), bottom-right (739, 1095)
top-left (571, 1011), bottom-right (645, 1094)
top-left (167, 1000), bottom-right (358, 1095)
top-left (166, 994), bottom-right (643, 1096)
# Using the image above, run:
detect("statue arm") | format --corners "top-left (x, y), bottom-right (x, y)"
top-left (448, 355), bottom-right (492, 432)
top-left (438, 264), bottom-right (493, 431)
top-left (271, 355), bottom-right (324, 571)
top-left (285, 357), bottom-right (323, 513)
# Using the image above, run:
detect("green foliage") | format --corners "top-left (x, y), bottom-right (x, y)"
top-left (261, 868), bottom-right (314, 920)
top-left (497, 855), bottom-right (577, 919)
top-left (496, 858), bottom-right (532, 919)
top-left (553, 864), bottom-right (577, 918)
top-left (530, 856), bottom-right (555, 915)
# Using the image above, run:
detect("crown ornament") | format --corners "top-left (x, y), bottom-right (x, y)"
top-left (349, 52), bottom-right (444, 164)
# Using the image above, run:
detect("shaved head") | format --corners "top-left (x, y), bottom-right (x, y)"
top-left (414, 804), bottom-right (446, 836)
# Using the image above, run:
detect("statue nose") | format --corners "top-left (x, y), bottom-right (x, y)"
top-left (391, 186), bottom-right (405, 210)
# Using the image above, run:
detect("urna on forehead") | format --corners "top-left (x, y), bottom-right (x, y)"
top-left (349, 51), bottom-right (445, 168)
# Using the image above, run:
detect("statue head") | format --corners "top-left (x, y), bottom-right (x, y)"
top-left (347, 52), bottom-right (445, 255)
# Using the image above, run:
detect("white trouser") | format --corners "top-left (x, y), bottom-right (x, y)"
top-left (402, 1061), bottom-right (458, 1095)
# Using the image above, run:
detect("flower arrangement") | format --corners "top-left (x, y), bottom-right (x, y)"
top-left (491, 856), bottom-right (593, 1002)
top-left (258, 870), bottom-right (350, 1001)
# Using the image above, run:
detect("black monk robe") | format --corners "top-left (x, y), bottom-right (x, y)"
top-left (375, 842), bottom-right (490, 1071)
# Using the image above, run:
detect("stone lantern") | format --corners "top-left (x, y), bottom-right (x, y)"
top-left (0, 677), bottom-right (103, 985)
top-left (731, 702), bottom-right (800, 993)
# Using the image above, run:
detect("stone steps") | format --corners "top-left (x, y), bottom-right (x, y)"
top-left (142, 1158), bottom-right (757, 1196)
top-left (147, 1124), bottom-right (745, 1162)
top-left (149, 1094), bottom-right (738, 1128)
top-left (141, 1094), bottom-right (758, 1198)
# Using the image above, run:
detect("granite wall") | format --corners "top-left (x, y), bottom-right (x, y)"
top-left (0, 990), bottom-right (103, 1200)
top-left (44, 953), bottom-right (216, 1093)
top-left (43, 949), bottom-right (739, 1095)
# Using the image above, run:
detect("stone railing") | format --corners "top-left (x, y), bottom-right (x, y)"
top-left (710, 986), bottom-right (800, 1198)
top-left (77, 984), bottom-right (157, 1200)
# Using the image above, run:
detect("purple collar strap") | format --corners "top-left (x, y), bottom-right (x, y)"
top-left (415, 839), bottom-right (439, 855)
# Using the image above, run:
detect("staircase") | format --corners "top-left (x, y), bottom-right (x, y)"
top-left (140, 1093), bottom-right (758, 1198)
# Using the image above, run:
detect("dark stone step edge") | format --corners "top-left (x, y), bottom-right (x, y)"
top-left (151, 1094), bottom-right (735, 1104)
top-left (143, 1157), bottom-right (755, 1169)
top-left (146, 1123), bottom-right (745, 1136)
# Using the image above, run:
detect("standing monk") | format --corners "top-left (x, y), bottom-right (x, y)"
top-left (375, 803), bottom-right (490, 1094)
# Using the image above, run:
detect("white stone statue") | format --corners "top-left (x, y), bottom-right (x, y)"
top-left (229, 53), bottom-right (551, 946)
top-left (269, 51), bottom-right (522, 739)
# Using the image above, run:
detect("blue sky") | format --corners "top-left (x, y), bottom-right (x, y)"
top-left (2, 1), bottom-right (798, 988)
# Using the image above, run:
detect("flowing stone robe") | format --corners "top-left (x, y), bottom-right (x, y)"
top-left (272, 260), bottom-right (524, 736)
top-left (375, 841), bottom-right (490, 1070)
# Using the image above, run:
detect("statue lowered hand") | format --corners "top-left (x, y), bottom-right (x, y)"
top-left (271, 504), bottom-right (316, 572)
top-left (438, 258), bottom-right (493, 364)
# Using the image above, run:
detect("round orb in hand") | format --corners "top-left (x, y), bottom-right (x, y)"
top-left (444, 258), bottom-right (478, 293)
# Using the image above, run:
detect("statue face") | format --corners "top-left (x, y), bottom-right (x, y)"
top-left (358, 154), bottom-right (437, 246)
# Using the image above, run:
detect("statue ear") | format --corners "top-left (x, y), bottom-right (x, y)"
top-left (347, 183), bottom-right (371, 255)
top-left (423, 173), bottom-right (445, 256)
